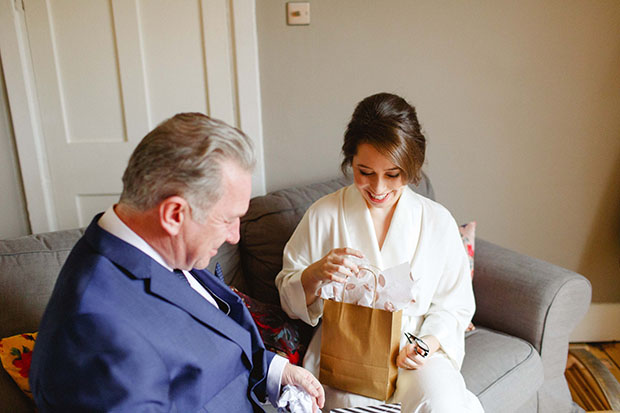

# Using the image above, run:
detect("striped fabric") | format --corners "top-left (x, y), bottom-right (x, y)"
top-left (330, 403), bottom-right (401, 412)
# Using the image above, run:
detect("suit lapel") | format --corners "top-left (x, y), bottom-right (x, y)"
top-left (148, 271), bottom-right (253, 366)
top-left (83, 217), bottom-right (253, 366)
top-left (189, 270), bottom-right (259, 339)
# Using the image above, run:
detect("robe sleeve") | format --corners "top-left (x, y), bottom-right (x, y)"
top-left (416, 215), bottom-right (475, 369)
top-left (275, 208), bottom-right (325, 326)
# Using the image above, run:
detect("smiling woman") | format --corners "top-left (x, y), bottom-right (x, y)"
top-left (341, 93), bottom-right (428, 249)
top-left (351, 144), bottom-right (407, 249)
top-left (276, 93), bottom-right (483, 412)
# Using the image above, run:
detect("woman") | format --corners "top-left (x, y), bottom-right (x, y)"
top-left (275, 93), bottom-right (483, 412)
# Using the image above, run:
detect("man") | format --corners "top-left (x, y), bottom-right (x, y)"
top-left (30, 113), bottom-right (325, 412)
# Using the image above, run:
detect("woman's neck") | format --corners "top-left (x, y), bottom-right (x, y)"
top-left (368, 201), bottom-right (398, 250)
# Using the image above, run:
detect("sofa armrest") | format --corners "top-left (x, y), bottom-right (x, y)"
top-left (472, 238), bottom-right (591, 378)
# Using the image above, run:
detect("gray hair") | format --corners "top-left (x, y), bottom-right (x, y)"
top-left (120, 113), bottom-right (255, 220)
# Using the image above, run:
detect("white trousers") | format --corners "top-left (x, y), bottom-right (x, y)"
top-left (304, 331), bottom-right (484, 412)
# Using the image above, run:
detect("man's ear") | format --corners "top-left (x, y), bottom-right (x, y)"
top-left (158, 196), bottom-right (190, 236)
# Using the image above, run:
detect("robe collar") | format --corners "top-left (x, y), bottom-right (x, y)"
top-left (342, 185), bottom-right (422, 270)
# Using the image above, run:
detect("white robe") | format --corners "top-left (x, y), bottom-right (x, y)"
top-left (276, 185), bottom-right (482, 412)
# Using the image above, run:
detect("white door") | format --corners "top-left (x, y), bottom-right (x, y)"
top-left (0, 0), bottom-right (265, 231)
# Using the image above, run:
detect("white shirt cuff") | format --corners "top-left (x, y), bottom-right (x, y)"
top-left (266, 354), bottom-right (289, 405)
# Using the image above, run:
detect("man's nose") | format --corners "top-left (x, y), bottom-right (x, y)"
top-left (226, 220), bottom-right (241, 244)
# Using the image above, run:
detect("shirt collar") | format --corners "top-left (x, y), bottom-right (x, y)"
top-left (97, 205), bottom-right (173, 272)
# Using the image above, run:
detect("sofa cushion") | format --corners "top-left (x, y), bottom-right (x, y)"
top-left (0, 368), bottom-right (32, 412)
top-left (239, 174), bottom-right (435, 306)
top-left (240, 178), bottom-right (351, 304)
top-left (0, 230), bottom-right (84, 412)
top-left (463, 327), bottom-right (544, 411)
top-left (0, 230), bottom-right (84, 338)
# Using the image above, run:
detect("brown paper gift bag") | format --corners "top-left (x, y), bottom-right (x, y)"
top-left (319, 298), bottom-right (402, 401)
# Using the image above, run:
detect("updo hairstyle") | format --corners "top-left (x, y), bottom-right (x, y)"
top-left (341, 93), bottom-right (426, 184)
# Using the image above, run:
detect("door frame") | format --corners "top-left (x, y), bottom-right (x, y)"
top-left (0, 0), bottom-right (56, 232)
top-left (0, 0), bottom-right (266, 233)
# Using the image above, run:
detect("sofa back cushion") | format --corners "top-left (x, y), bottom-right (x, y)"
top-left (0, 230), bottom-right (245, 338)
top-left (239, 173), bottom-right (435, 305)
top-left (0, 229), bottom-right (84, 338)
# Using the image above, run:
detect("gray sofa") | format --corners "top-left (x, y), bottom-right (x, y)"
top-left (0, 175), bottom-right (591, 412)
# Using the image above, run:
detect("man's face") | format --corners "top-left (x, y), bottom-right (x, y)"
top-left (178, 160), bottom-right (251, 270)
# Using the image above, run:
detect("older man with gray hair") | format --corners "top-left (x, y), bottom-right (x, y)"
top-left (30, 113), bottom-right (325, 412)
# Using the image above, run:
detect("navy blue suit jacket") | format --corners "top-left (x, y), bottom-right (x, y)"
top-left (30, 215), bottom-right (275, 412)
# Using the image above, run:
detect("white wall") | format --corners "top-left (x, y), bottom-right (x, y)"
top-left (256, 1), bottom-right (620, 303)
top-left (1, 1), bottom-right (618, 306)
top-left (0, 55), bottom-right (30, 238)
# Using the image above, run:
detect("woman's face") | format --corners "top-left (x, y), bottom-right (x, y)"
top-left (352, 143), bottom-right (406, 211)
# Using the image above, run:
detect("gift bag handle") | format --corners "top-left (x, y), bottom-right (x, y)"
top-left (341, 264), bottom-right (381, 305)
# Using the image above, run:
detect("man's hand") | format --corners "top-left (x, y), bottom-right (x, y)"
top-left (281, 364), bottom-right (325, 412)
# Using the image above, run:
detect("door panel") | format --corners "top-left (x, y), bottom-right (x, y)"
top-left (20, 0), bottom-right (243, 230)
top-left (47, 0), bottom-right (126, 143)
top-left (139, 0), bottom-right (208, 123)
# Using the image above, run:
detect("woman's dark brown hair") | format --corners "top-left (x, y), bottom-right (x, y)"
top-left (341, 93), bottom-right (426, 184)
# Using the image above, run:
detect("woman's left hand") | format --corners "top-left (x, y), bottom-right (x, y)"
top-left (396, 335), bottom-right (440, 370)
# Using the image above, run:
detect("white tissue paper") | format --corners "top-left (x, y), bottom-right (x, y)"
top-left (318, 259), bottom-right (415, 312)
top-left (277, 384), bottom-right (319, 413)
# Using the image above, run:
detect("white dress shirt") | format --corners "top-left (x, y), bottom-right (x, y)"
top-left (98, 206), bottom-right (287, 405)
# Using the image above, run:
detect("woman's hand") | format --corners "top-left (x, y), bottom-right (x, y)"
top-left (281, 364), bottom-right (325, 413)
top-left (396, 335), bottom-right (440, 370)
top-left (301, 247), bottom-right (364, 305)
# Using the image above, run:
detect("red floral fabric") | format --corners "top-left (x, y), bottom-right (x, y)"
top-left (459, 222), bottom-right (477, 332)
top-left (0, 332), bottom-right (37, 398)
top-left (231, 287), bottom-right (310, 365)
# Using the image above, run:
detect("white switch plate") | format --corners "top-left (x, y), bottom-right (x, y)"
top-left (287, 2), bottom-right (310, 26)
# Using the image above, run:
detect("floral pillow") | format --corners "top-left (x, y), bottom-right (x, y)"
top-left (231, 287), bottom-right (310, 365)
top-left (459, 222), bottom-right (477, 332)
top-left (460, 221), bottom-right (476, 279)
top-left (0, 332), bottom-right (37, 399)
